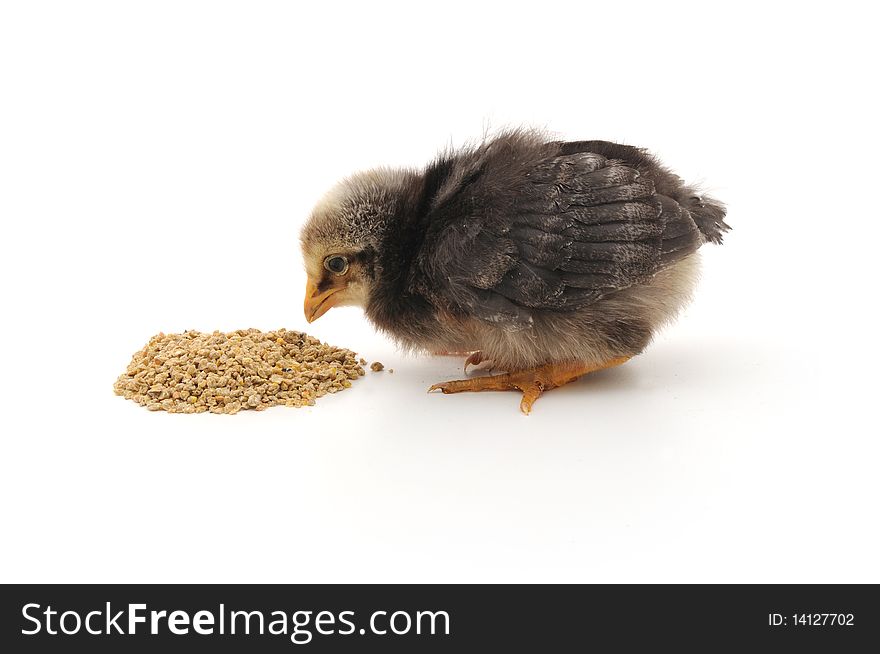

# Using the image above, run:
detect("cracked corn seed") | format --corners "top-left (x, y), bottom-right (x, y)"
top-left (113, 329), bottom-right (365, 414)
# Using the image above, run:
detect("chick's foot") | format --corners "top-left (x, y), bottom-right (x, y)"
top-left (428, 357), bottom-right (631, 415)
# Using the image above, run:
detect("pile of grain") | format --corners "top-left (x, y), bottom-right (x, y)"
top-left (113, 328), bottom-right (364, 414)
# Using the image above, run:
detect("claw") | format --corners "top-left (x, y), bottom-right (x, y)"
top-left (463, 351), bottom-right (493, 374)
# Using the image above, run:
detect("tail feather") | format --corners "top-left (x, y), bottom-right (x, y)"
top-left (683, 194), bottom-right (729, 245)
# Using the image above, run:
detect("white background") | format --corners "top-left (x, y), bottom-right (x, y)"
top-left (1, 1), bottom-right (878, 583)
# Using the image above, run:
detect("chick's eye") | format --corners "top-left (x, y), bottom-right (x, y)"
top-left (324, 255), bottom-right (348, 274)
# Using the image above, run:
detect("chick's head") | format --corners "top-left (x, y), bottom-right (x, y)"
top-left (300, 168), bottom-right (411, 323)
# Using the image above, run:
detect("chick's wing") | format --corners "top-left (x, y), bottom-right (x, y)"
top-left (417, 149), bottom-right (701, 330)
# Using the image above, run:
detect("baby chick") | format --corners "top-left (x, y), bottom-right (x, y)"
top-left (301, 130), bottom-right (728, 413)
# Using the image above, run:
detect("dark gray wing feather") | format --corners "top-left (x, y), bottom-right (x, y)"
top-left (419, 150), bottom-right (703, 329)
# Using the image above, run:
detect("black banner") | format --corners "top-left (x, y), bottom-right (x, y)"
top-left (1, 584), bottom-right (876, 651)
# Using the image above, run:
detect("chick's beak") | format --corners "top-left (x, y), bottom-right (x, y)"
top-left (304, 276), bottom-right (344, 323)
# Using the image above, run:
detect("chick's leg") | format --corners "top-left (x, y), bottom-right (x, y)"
top-left (428, 357), bottom-right (631, 415)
